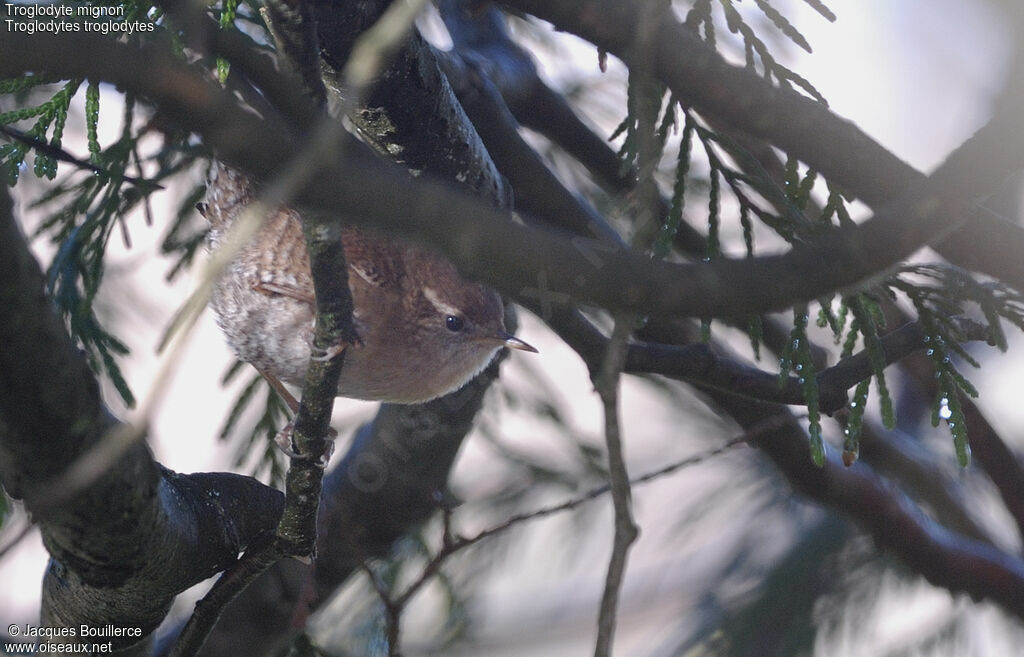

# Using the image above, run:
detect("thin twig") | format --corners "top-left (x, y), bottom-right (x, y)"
top-left (166, 120), bottom-right (347, 657)
top-left (0, 124), bottom-right (158, 188)
top-left (170, 541), bottom-right (283, 656)
top-left (359, 561), bottom-right (404, 657)
top-left (358, 416), bottom-right (781, 652)
top-left (449, 416), bottom-right (785, 552)
top-left (591, 9), bottom-right (664, 650)
top-left (591, 315), bottom-right (638, 657)
top-left (167, 2), bottom-right (434, 653)
top-left (165, 19), bottom-right (348, 657)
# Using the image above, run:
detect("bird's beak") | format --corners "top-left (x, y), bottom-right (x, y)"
top-left (501, 333), bottom-right (538, 353)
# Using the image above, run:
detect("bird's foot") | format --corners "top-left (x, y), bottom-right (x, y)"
top-left (274, 422), bottom-right (338, 468)
top-left (311, 330), bottom-right (364, 362)
top-left (311, 342), bottom-right (346, 362)
top-left (273, 421), bottom-right (302, 458)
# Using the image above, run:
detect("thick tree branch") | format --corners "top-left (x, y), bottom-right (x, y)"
top-left (856, 425), bottom-right (993, 544)
top-left (437, 49), bottom-right (624, 245)
top-left (528, 305), bottom-right (990, 415)
top-left (631, 313), bottom-right (998, 545)
top-left (4, 32), bottom-right (1022, 324)
top-left (172, 350), bottom-right (508, 657)
top-left (262, 0), bottom-right (328, 105)
top-left (310, 0), bottom-right (509, 207)
top-left (500, 0), bottom-right (1024, 295)
top-left (0, 177), bottom-right (283, 650)
top-left (438, 0), bottom-right (707, 252)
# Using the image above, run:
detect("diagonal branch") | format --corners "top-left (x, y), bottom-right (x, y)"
top-left (436, 48), bottom-right (624, 245)
top-left (717, 391), bottom-right (1024, 622)
top-left (437, 0), bottom-right (710, 253)
top-left (309, 0), bottom-right (509, 206)
top-left (500, 0), bottom-right (1024, 295)
top-left (544, 308), bottom-right (992, 414)
top-left (4, 32), bottom-right (1024, 323)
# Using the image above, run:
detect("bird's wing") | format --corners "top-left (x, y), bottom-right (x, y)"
top-left (343, 229), bottom-right (405, 289)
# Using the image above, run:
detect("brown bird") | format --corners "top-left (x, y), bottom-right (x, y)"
top-left (202, 162), bottom-right (536, 407)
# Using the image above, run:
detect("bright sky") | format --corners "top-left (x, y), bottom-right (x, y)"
top-left (789, 0), bottom-right (1010, 171)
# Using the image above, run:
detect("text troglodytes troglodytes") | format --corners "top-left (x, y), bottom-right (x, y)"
top-left (202, 162), bottom-right (536, 405)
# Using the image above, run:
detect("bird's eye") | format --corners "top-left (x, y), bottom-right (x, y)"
top-left (445, 315), bottom-right (465, 332)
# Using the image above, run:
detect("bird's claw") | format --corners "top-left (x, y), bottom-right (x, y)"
top-left (274, 423), bottom-right (338, 468)
top-left (311, 342), bottom-right (346, 363)
top-left (311, 331), bottom-right (365, 362)
top-left (314, 438), bottom-right (336, 469)
top-left (274, 422), bottom-right (302, 458)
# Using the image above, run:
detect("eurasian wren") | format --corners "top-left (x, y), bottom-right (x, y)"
top-left (202, 163), bottom-right (535, 404)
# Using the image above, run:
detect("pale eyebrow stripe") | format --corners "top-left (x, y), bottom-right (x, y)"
top-left (422, 287), bottom-right (460, 317)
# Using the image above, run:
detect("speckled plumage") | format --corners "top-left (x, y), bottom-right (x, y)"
top-left (204, 163), bottom-right (533, 403)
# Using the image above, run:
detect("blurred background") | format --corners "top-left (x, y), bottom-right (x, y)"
top-left (3, 1), bottom-right (1024, 655)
